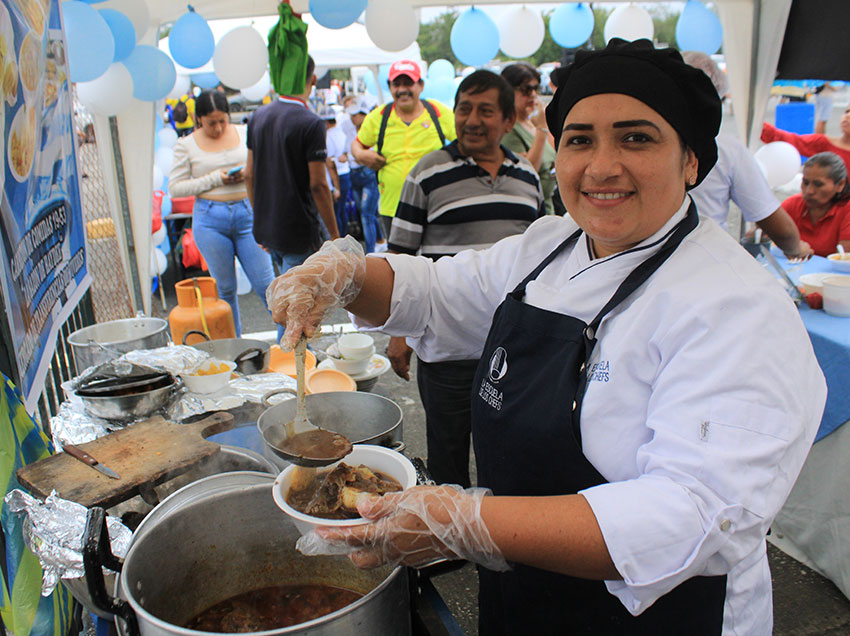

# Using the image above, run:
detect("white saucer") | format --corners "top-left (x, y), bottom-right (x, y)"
top-left (318, 354), bottom-right (390, 381)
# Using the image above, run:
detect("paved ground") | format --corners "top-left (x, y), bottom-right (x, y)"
top-left (147, 90), bottom-right (850, 634)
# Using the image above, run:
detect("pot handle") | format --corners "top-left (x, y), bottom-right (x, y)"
top-left (182, 329), bottom-right (210, 345)
top-left (234, 347), bottom-right (264, 366)
top-left (389, 440), bottom-right (406, 454)
top-left (83, 507), bottom-right (140, 636)
top-left (261, 388), bottom-right (296, 408)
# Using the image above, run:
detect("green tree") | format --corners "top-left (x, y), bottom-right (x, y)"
top-left (649, 5), bottom-right (680, 48)
top-left (417, 10), bottom-right (459, 68)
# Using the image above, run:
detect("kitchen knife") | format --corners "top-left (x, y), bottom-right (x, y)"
top-left (63, 444), bottom-right (121, 479)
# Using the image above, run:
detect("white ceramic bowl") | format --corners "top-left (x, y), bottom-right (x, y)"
top-left (272, 444), bottom-right (417, 535)
top-left (180, 359), bottom-right (236, 394)
top-left (826, 253), bottom-right (850, 273)
top-left (799, 273), bottom-right (831, 295)
top-left (332, 347), bottom-right (375, 375)
top-left (337, 333), bottom-right (375, 360)
top-left (822, 274), bottom-right (850, 317)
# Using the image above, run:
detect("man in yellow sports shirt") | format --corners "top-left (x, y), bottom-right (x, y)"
top-left (351, 59), bottom-right (456, 241)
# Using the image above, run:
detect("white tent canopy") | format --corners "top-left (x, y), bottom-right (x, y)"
top-left (96, 0), bottom-right (791, 315)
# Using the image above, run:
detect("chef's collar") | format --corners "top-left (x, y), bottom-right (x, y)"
top-left (545, 39), bottom-right (721, 188)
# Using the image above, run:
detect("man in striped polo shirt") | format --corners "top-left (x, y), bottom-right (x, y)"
top-left (387, 70), bottom-right (544, 488)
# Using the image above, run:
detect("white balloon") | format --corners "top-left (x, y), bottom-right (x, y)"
top-left (235, 259), bottom-right (251, 295)
top-left (99, 0), bottom-right (150, 43)
top-left (604, 5), bottom-right (654, 43)
top-left (157, 127), bottom-right (178, 149)
top-left (168, 74), bottom-right (191, 100)
top-left (213, 26), bottom-right (267, 89)
top-left (365, 0), bottom-right (419, 52)
top-left (754, 141), bottom-right (801, 188)
top-left (76, 62), bottom-right (134, 116)
top-left (152, 164), bottom-right (163, 191)
top-left (499, 6), bottom-right (544, 58)
top-left (241, 72), bottom-right (271, 102)
top-left (152, 246), bottom-right (167, 276)
top-left (152, 224), bottom-right (167, 246)
top-left (154, 146), bottom-right (174, 175)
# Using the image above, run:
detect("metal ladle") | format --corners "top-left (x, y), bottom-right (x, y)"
top-left (273, 336), bottom-right (353, 467)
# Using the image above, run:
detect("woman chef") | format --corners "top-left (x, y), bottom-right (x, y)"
top-left (267, 40), bottom-right (826, 635)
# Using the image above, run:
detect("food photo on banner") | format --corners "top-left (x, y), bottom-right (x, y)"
top-left (0, 0), bottom-right (90, 412)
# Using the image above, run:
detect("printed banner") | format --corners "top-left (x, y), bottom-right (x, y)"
top-left (0, 0), bottom-right (90, 412)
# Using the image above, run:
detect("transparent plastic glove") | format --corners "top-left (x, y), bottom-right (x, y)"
top-left (266, 235), bottom-right (367, 350)
top-left (296, 485), bottom-right (510, 572)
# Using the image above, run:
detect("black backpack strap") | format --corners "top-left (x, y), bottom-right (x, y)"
top-left (376, 102), bottom-right (394, 156)
top-left (421, 99), bottom-right (447, 147)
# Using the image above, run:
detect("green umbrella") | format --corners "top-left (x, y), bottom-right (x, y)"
top-left (268, 3), bottom-right (309, 96)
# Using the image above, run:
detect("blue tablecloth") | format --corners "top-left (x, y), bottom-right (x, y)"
top-left (773, 254), bottom-right (850, 441)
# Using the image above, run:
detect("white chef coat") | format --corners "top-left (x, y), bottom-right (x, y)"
top-left (690, 133), bottom-right (780, 229)
top-left (357, 197), bottom-right (826, 635)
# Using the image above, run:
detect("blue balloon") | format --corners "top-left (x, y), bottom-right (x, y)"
top-left (123, 45), bottom-right (177, 101)
top-left (63, 1), bottom-right (114, 82)
top-left (427, 59), bottom-right (455, 81)
top-left (169, 8), bottom-right (214, 69)
top-left (191, 72), bottom-right (220, 89)
top-left (676, 1), bottom-right (723, 55)
top-left (378, 63), bottom-right (391, 88)
top-left (363, 72), bottom-right (378, 97)
top-left (422, 76), bottom-right (455, 107)
top-left (99, 9), bottom-right (135, 63)
top-left (450, 8), bottom-right (499, 67)
top-left (310, 0), bottom-right (366, 29)
top-left (549, 3), bottom-right (595, 48)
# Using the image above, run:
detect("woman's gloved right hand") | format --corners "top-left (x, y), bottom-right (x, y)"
top-left (266, 235), bottom-right (367, 350)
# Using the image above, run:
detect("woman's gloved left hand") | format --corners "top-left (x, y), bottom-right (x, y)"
top-left (296, 485), bottom-right (511, 572)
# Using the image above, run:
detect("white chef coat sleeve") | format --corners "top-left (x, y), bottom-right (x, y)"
top-left (728, 137), bottom-right (780, 224)
top-left (579, 285), bottom-right (825, 615)
top-left (352, 225), bottom-right (549, 360)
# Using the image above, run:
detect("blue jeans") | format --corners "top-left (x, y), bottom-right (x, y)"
top-left (191, 197), bottom-right (275, 337)
top-left (350, 166), bottom-right (382, 253)
top-left (334, 171), bottom-right (352, 236)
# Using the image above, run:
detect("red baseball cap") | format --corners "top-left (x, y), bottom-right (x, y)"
top-left (388, 59), bottom-right (422, 83)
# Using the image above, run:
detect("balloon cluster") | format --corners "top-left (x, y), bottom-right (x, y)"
top-left (71, 2), bottom-right (270, 117)
top-left (421, 59), bottom-right (455, 106)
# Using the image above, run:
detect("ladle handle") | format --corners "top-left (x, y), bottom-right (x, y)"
top-left (83, 507), bottom-right (140, 636)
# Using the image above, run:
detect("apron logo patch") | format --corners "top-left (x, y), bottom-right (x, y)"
top-left (478, 378), bottom-right (503, 411)
top-left (588, 360), bottom-right (610, 382)
top-left (488, 347), bottom-right (508, 382)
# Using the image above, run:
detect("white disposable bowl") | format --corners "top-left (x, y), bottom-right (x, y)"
top-left (827, 253), bottom-right (850, 273)
top-left (822, 274), bottom-right (850, 317)
top-left (799, 273), bottom-right (831, 295)
top-left (180, 359), bottom-right (236, 394)
top-left (338, 333), bottom-right (375, 360)
top-left (332, 348), bottom-right (375, 375)
top-left (272, 444), bottom-right (417, 535)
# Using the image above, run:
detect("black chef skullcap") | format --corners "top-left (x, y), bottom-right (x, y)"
top-left (546, 38), bottom-right (721, 187)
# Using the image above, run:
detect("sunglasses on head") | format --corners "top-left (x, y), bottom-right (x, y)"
top-left (518, 83), bottom-right (541, 96)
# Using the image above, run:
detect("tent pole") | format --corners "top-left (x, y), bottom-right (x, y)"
top-left (745, 0), bottom-right (762, 148)
top-left (108, 117), bottom-right (144, 313)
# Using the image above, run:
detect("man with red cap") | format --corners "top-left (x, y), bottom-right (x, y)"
top-left (351, 59), bottom-right (456, 241)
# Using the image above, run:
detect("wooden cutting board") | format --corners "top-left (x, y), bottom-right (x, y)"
top-left (16, 412), bottom-right (236, 509)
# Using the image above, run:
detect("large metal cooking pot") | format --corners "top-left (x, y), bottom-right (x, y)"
top-left (76, 377), bottom-right (182, 421)
top-left (186, 331), bottom-right (270, 374)
top-left (68, 317), bottom-right (170, 372)
top-left (66, 448), bottom-right (277, 619)
top-left (258, 390), bottom-right (404, 468)
top-left (83, 472), bottom-right (411, 635)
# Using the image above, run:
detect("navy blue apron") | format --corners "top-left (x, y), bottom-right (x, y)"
top-left (471, 203), bottom-right (727, 635)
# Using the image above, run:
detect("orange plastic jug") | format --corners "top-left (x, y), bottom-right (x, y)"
top-left (169, 277), bottom-right (236, 345)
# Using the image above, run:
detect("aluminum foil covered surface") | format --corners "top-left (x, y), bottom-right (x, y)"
top-left (121, 345), bottom-right (210, 376)
top-left (4, 490), bottom-right (131, 596)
